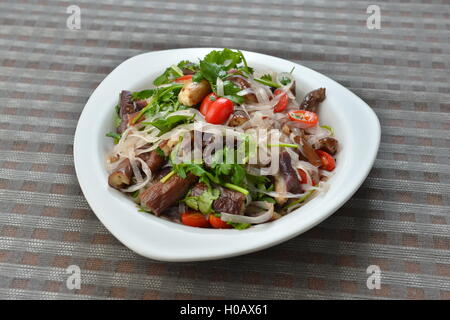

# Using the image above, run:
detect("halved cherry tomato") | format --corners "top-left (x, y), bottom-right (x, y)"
top-left (315, 150), bottom-right (336, 171)
top-left (209, 214), bottom-right (232, 229)
top-left (181, 212), bottom-right (210, 228)
top-left (205, 97), bottom-right (234, 124)
top-left (297, 169), bottom-right (317, 185)
top-left (199, 93), bottom-right (218, 116)
top-left (288, 110), bottom-right (318, 128)
top-left (273, 89), bottom-right (288, 113)
top-left (173, 75), bottom-right (193, 83)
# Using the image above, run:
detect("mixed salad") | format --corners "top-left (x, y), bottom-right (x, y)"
top-left (106, 49), bottom-right (338, 230)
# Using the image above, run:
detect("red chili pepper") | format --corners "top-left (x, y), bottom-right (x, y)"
top-left (315, 150), bottom-right (336, 171)
top-left (288, 110), bottom-right (318, 128)
top-left (273, 89), bottom-right (288, 113)
top-left (173, 75), bottom-right (193, 83)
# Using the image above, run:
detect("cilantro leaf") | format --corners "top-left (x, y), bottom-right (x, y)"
top-left (145, 114), bottom-right (194, 136)
top-left (153, 60), bottom-right (197, 86)
top-left (184, 188), bottom-right (220, 214)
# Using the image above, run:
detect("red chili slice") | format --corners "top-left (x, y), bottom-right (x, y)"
top-left (288, 110), bottom-right (318, 128)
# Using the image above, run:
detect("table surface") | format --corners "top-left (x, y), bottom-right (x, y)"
top-left (0, 0), bottom-right (449, 300)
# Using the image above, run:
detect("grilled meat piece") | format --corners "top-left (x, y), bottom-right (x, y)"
top-left (300, 88), bottom-right (326, 113)
top-left (279, 151), bottom-right (303, 194)
top-left (213, 187), bottom-right (246, 215)
top-left (140, 173), bottom-right (198, 216)
top-left (119, 90), bottom-right (135, 117)
top-left (138, 150), bottom-right (165, 173)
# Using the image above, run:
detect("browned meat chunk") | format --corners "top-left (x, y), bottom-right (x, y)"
top-left (213, 187), bottom-right (246, 215)
top-left (300, 88), bottom-right (326, 113)
top-left (108, 159), bottom-right (132, 190)
top-left (119, 90), bottom-right (134, 117)
top-left (279, 151), bottom-right (303, 194)
top-left (138, 150), bottom-right (165, 173)
top-left (140, 173), bottom-right (198, 216)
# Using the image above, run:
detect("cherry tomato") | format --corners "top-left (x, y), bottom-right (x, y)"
top-left (288, 110), bottom-right (318, 128)
top-left (315, 150), bottom-right (336, 171)
top-left (181, 212), bottom-right (210, 228)
top-left (205, 97), bottom-right (234, 124)
top-left (199, 93), bottom-right (218, 116)
top-left (173, 75), bottom-right (193, 83)
top-left (273, 89), bottom-right (289, 113)
top-left (209, 214), bottom-right (232, 229)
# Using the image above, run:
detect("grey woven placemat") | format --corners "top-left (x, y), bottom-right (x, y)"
top-left (0, 0), bottom-right (449, 299)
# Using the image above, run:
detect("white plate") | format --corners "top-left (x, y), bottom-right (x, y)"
top-left (74, 48), bottom-right (380, 262)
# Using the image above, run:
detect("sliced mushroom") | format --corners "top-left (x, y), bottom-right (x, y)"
top-left (294, 135), bottom-right (322, 167)
top-left (300, 88), bottom-right (326, 113)
top-left (316, 137), bottom-right (339, 155)
top-left (108, 159), bottom-right (132, 190)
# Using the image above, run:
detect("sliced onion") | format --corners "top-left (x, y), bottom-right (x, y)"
top-left (216, 77), bottom-right (224, 97)
top-left (220, 202), bottom-right (274, 224)
top-left (276, 72), bottom-right (295, 89)
top-left (120, 157), bottom-right (152, 193)
top-left (237, 88), bottom-right (255, 96)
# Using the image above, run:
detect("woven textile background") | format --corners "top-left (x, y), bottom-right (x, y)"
top-left (0, 0), bottom-right (449, 300)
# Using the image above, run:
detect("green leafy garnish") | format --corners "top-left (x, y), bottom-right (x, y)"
top-left (131, 89), bottom-right (156, 100)
top-left (196, 48), bottom-right (249, 104)
top-left (153, 60), bottom-right (198, 86)
top-left (284, 190), bottom-right (315, 210)
top-left (320, 125), bottom-right (334, 135)
top-left (132, 83), bottom-right (184, 124)
top-left (254, 74), bottom-right (281, 88)
top-left (160, 170), bottom-right (176, 183)
top-left (184, 188), bottom-right (220, 214)
top-left (106, 132), bottom-right (121, 144)
top-left (144, 114), bottom-right (194, 135)
top-left (227, 222), bottom-right (251, 230)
